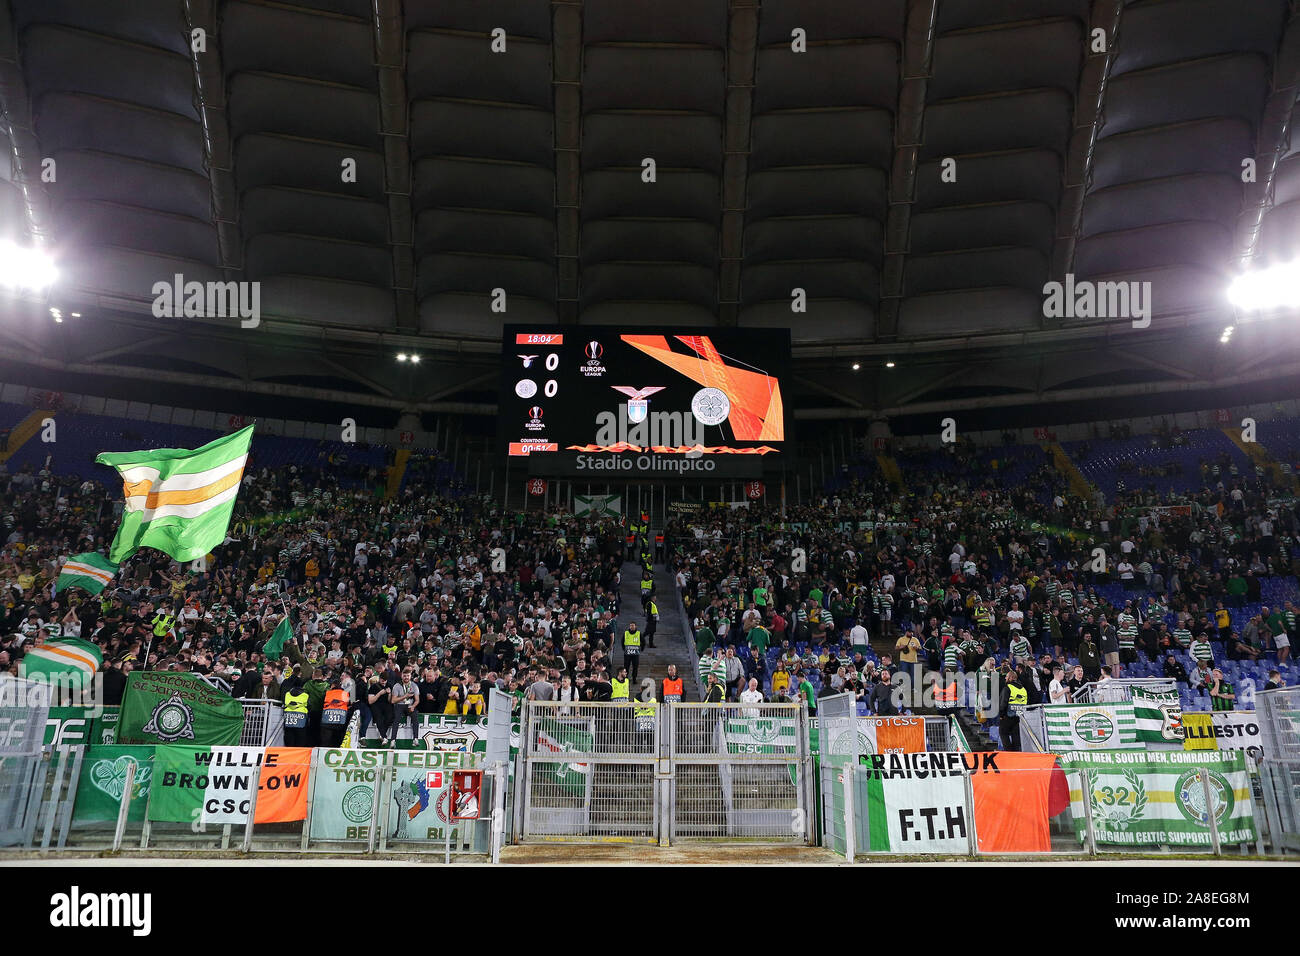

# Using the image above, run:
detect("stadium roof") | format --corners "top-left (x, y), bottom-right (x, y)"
top-left (1, 0), bottom-right (1299, 422)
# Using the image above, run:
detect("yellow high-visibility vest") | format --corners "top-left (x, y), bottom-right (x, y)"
top-left (611, 678), bottom-right (630, 700)
top-left (623, 628), bottom-right (641, 649)
top-left (284, 690), bottom-right (309, 714)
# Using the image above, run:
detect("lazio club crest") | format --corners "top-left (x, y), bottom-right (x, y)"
top-left (611, 386), bottom-right (665, 424)
top-left (141, 693), bottom-right (196, 742)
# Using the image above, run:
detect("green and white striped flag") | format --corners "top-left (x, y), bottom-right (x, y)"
top-left (1059, 751), bottom-right (1257, 846)
top-left (55, 552), bottom-right (119, 596)
top-left (723, 716), bottom-right (798, 756)
top-left (1131, 685), bottom-right (1184, 743)
top-left (1044, 702), bottom-right (1143, 751)
top-left (19, 636), bottom-right (102, 686)
top-left (96, 425), bottom-right (253, 563)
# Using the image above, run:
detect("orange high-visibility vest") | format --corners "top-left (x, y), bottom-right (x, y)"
top-left (324, 689), bottom-right (349, 711)
top-left (662, 677), bottom-right (683, 702)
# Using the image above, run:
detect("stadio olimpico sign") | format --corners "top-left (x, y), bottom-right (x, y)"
top-left (528, 451), bottom-right (763, 479)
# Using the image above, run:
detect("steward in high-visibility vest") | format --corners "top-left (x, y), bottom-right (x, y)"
top-left (381, 641), bottom-right (398, 656)
top-left (633, 695), bottom-right (656, 731)
top-left (611, 669), bottom-right (630, 701)
top-left (151, 611), bottom-right (175, 638)
top-left (934, 678), bottom-right (959, 708)
top-left (283, 687), bottom-right (310, 745)
top-left (999, 672), bottom-right (1027, 751)
top-left (622, 624), bottom-right (642, 682)
top-left (1006, 681), bottom-right (1028, 713)
top-left (661, 667), bottom-right (683, 703)
top-left (645, 600), bottom-right (659, 648)
top-left (974, 605), bottom-right (992, 630)
top-left (322, 687), bottom-right (349, 725)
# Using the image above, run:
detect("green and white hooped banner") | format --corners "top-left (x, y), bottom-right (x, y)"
top-left (1045, 702), bottom-right (1143, 751)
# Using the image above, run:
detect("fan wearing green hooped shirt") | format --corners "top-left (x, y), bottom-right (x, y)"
top-left (942, 631), bottom-right (961, 672)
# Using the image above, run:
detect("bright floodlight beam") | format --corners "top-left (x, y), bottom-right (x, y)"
top-left (1226, 261), bottom-right (1300, 311)
top-left (0, 240), bottom-right (57, 291)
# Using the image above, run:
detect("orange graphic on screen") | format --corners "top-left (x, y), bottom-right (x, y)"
top-left (620, 334), bottom-right (784, 441)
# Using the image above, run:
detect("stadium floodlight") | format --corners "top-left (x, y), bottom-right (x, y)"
top-left (851, 362), bottom-right (861, 371)
top-left (0, 240), bottom-right (57, 291)
top-left (885, 360), bottom-right (896, 368)
top-left (409, 354), bottom-right (421, 364)
top-left (1220, 325), bottom-right (1234, 344)
top-left (1226, 261), bottom-right (1300, 312)
top-left (396, 352), bottom-right (409, 362)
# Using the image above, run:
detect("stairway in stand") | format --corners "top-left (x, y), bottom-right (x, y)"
top-left (613, 560), bottom-right (700, 701)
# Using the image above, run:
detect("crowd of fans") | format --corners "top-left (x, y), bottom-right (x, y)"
top-left (669, 439), bottom-right (1300, 734)
top-left (0, 448), bottom-right (658, 743)
top-left (2, 420), bottom-right (1298, 752)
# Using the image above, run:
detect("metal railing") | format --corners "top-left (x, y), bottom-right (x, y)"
top-left (237, 699), bottom-right (285, 747)
top-left (13, 743), bottom-right (507, 857)
top-left (1076, 678), bottom-right (1176, 704)
top-left (1257, 686), bottom-right (1300, 760)
top-left (516, 700), bottom-right (813, 844)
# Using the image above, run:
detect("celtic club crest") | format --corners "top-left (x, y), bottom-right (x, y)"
top-left (341, 785), bottom-right (374, 824)
top-left (141, 693), bottom-right (196, 742)
top-left (1176, 769), bottom-right (1233, 828)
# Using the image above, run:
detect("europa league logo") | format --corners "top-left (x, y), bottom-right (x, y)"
top-left (585, 341), bottom-right (603, 361)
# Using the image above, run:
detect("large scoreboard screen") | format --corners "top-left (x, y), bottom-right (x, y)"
top-left (500, 326), bottom-right (790, 478)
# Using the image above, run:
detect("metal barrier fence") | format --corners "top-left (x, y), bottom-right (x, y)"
top-left (1257, 758), bottom-right (1300, 853)
top-left (516, 700), bottom-right (813, 844)
top-left (1257, 686), bottom-right (1300, 760)
top-left (0, 677), bottom-right (52, 846)
top-left (5, 744), bottom-right (508, 858)
top-left (672, 702), bottom-right (808, 842)
top-left (1077, 678), bottom-right (1176, 704)
top-left (922, 716), bottom-right (950, 753)
top-left (237, 699), bottom-right (285, 747)
top-left (520, 700), bottom-right (659, 842)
